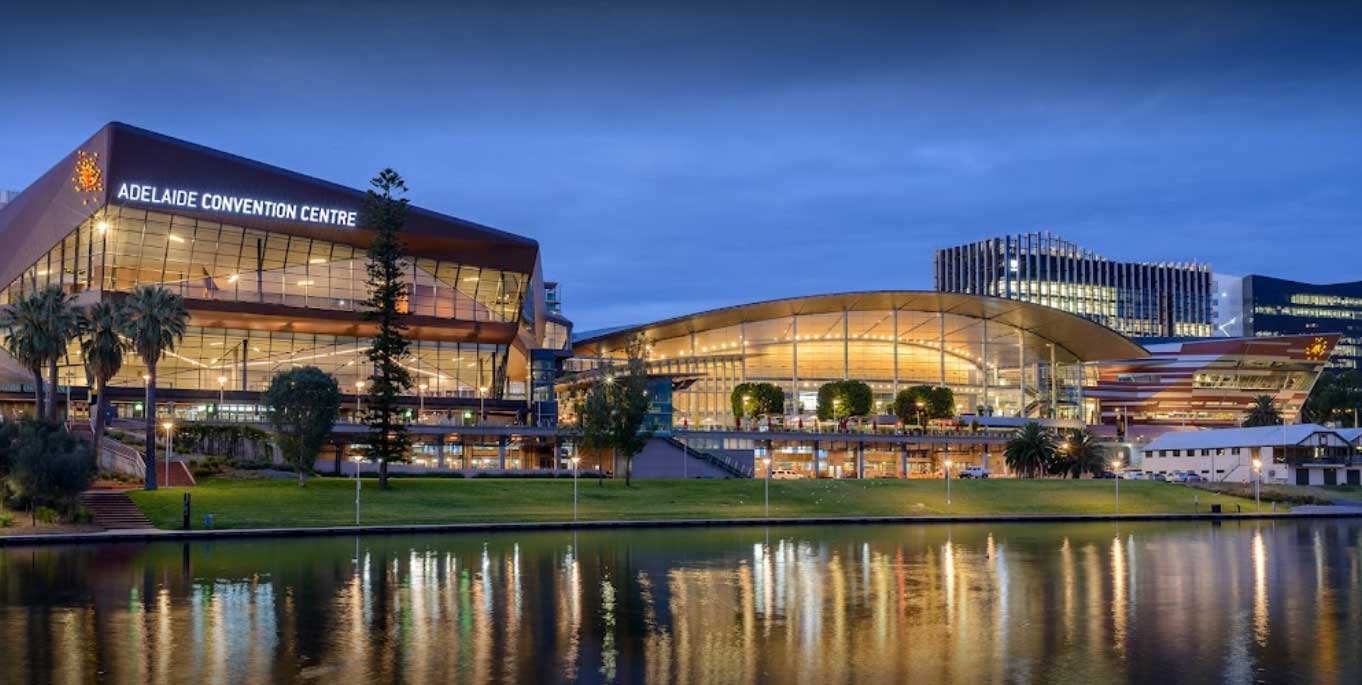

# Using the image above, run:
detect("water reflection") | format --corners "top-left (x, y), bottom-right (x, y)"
top-left (2, 520), bottom-right (1361, 683)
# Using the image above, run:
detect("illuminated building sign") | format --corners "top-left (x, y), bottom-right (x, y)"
top-left (114, 181), bottom-right (357, 227)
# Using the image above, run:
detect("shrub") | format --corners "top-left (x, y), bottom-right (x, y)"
top-left (264, 366), bottom-right (341, 486)
top-left (1, 417), bottom-right (97, 520)
top-left (0, 512), bottom-right (13, 527)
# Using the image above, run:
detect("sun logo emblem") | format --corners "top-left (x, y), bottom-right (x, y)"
top-left (71, 150), bottom-right (104, 206)
top-left (1305, 336), bottom-right (1330, 360)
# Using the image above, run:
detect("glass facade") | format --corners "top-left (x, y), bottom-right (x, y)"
top-left (580, 306), bottom-right (1090, 428)
top-left (934, 232), bottom-right (1214, 338)
top-left (1242, 275), bottom-right (1362, 370)
top-left (0, 203), bottom-right (529, 401)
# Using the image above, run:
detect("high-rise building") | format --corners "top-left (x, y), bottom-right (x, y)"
top-left (1231, 275), bottom-right (1362, 370)
top-left (933, 232), bottom-right (1214, 338)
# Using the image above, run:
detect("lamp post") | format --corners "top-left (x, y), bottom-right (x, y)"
top-left (418, 383), bottom-right (428, 423)
top-left (915, 400), bottom-right (925, 428)
top-left (162, 421), bottom-right (174, 486)
top-left (354, 380), bottom-right (365, 419)
top-left (351, 454), bottom-right (363, 525)
top-left (944, 458), bottom-right (953, 512)
top-left (1111, 458), bottom-right (1122, 514)
top-left (762, 456), bottom-right (771, 517)
top-left (217, 375), bottom-right (227, 411)
top-left (479, 386), bottom-right (489, 424)
top-left (571, 455), bottom-right (581, 521)
top-left (743, 394), bottom-right (752, 430)
top-left (1252, 457), bottom-right (1262, 512)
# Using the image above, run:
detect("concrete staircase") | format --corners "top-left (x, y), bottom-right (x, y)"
top-left (79, 490), bottom-right (154, 530)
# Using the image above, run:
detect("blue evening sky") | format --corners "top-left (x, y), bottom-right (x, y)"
top-left (2, 1), bottom-right (1360, 331)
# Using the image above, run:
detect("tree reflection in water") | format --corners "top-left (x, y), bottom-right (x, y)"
top-left (1, 520), bottom-right (1360, 683)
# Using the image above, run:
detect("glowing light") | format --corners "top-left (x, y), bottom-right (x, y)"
top-left (167, 234), bottom-right (185, 243)
top-left (95, 220), bottom-right (111, 233)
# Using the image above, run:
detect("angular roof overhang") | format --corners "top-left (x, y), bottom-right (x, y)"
top-left (0, 122), bottom-right (539, 291)
top-left (573, 291), bottom-right (1148, 363)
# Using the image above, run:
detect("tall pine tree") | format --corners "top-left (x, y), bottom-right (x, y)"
top-left (361, 169), bottom-right (413, 489)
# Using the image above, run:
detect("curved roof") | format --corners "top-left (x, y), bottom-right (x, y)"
top-left (573, 291), bottom-right (1148, 363)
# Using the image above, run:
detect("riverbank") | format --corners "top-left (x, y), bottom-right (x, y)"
top-left (119, 476), bottom-right (1273, 531)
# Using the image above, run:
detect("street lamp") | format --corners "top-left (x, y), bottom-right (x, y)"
top-left (944, 458), bottom-right (953, 511)
top-left (1252, 457), bottom-right (1262, 511)
top-left (161, 421), bottom-right (174, 486)
top-left (915, 400), bottom-right (926, 427)
top-left (354, 380), bottom-right (365, 418)
top-left (743, 394), bottom-right (752, 429)
top-left (762, 456), bottom-right (772, 517)
top-left (571, 455), bottom-right (582, 521)
top-left (351, 454), bottom-right (364, 525)
top-left (217, 375), bottom-right (227, 408)
top-left (418, 383), bottom-right (428, 422)
top-left (479, 386), bottom-right (489, 424)
top-left (1111, 458), bottom-right (1122, 514)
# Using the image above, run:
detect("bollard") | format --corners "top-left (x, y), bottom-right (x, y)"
top-left (182, 492), bottom-right (192, 530)
top-left (205, 513), bottom-right (214, 530)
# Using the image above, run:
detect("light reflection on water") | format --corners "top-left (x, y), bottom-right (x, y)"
top-left (1, 520), bottom-right (1361, 683)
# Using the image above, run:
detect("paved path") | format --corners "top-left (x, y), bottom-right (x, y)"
top-left (3, 509), bottom-right (1362, 547)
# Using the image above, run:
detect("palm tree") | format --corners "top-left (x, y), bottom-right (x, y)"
top-left (1053, 429), bottom-right (1109, 478)
top-left (34, 286), bottom-right (84, 420)
top-left (1004, 421), bottom-right (1055, 478)
top-left (1242, 395), bottom-right (1282, 427)
top-left (120, 285), bottom-right (189, 491)
top-left (1, 291), bottom-right (49, 417)
top-left (82, 301), bottom-right (126, 462)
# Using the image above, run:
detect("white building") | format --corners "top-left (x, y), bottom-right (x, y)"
top-left (1139, 424), bottom-right (1361, 486)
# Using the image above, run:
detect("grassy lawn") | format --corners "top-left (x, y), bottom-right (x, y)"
top-left (128, 476), bottom-right (1267, 530)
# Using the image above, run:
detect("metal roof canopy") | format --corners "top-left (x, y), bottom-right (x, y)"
top-left (573, 291), bottom-right (1148, 364)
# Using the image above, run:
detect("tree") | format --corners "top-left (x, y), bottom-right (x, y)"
top-left (1242, 395), bottom-right (1283, 427)
top-left (34, 286), bottom-right (84, 420)
top-left (1050, 429), bottom-right (1108, 478)
top-left (1303, 370), bottom-right (1362, 427)
top-left (0, 290), bottom-right (50, 417)
top-left (577, 337), bottom-right (652, 486)
top-left (893, 385), bottom-right (955, 424)
top-left (731, 382), bottom-right (785, 420)
top-left (0, 418), bottom-right (96, 522)
top-left (360, 169), bottom-right (414, 489)
top-left (81, 301), bottom-right (125, 463)
top-left (264, 367), bottom-right (342, 487)
top-left (1004, 421), bottom-right (1055, 478)
top-left (120, 285), bottom-right (189, 491)
top-left (816, 380), bottom-right (873, 421)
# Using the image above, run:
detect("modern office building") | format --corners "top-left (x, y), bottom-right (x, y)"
top-left (934, 232), bottom-right (1214, 338)
top-left (1229, 275), bottom-right (1362, 370)
top-left (0, 122), bottom-right (561, 425)
top-left (571, 291), bottom-right (1148, 429)
top-left (1089, 334), bottom-right (1336, 431)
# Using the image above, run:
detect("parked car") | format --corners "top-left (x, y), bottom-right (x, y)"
top-left (958, 466), bottom-right (991, 479)
top-left (1150, 472), bottom-right (1168, 482)
top-left (1094, 471), bottom-right (1118, 479)
top-left (1173, 472), bottom-right (1205, 483)
top-left (770, 469), bottom-right (802, 480)
top-left (1121, 471), bottom-right (1147, 480)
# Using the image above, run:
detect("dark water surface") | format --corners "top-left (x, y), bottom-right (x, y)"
top-left (2, 520), bottom-right (1361, 683)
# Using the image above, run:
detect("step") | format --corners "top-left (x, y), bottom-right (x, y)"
top-left (79, 491), bottom-right (154, 530)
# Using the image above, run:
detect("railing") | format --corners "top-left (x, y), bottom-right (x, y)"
top-left (97, 438), bottom-right (146, 480)
top-left (662, 436), bottom-right (752, 478)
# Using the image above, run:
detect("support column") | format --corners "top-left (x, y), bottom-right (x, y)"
top-left (791, 315), bottom-right (800, 416)
top-left (892, 307), bottom-right (899, 396)
top-left (855, 442), bottom-right (865, 479)
top-left (1049, 344), bottom-right (1058, 419)
top-left (899, 443), bottom-right (909, 479)
top-left (939, 312), bottom-right (946, 385)
top-left (1018, 329), bottom-right (1026, 417)
top-left (811, 439), bottom-right (820, 479)
top-left (498, 435), bottom-right (508, 470)
top-left (436, 434), bottom-right (446, 470)
top-left (981, 317), bottom-right (989, 413)
top-left (552, 437), bottom-right (560, 473)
